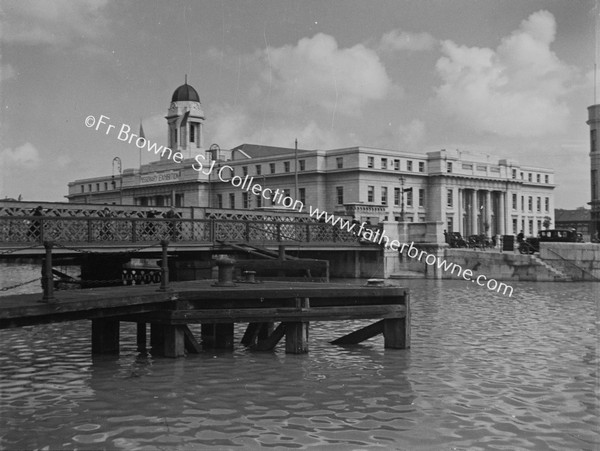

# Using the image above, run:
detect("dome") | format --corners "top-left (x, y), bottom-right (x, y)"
top-left (171, 83), bottom-right (200, 103)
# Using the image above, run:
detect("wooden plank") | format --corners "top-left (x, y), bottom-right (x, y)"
top-left (330, 320), bottom-right (384, 345)
top-left (183, 325), bottom-right (202, 353)
top-left (254, 322), bottom-right (286, 351)
top-left (163, 305), bottom-right (406, 324)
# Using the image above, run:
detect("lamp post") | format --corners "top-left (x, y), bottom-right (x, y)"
top-left (112, 157), bottom-right (122, 204)
top-left (208, 144), bottom-right (220, 209)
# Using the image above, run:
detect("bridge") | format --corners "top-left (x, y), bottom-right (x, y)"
top-left (0, 200), bottom-right (379, 256)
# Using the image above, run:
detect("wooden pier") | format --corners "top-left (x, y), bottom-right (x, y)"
top-left (0, 279), bottom-right (410, 357)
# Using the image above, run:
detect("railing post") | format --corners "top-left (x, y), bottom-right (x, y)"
top-left (41, 240), bottom-right (55, 303)
top-left (209, 219), bottom-right (215, 243)
top-left (245, 221), bottom-right (251, 243)
top-left (158, 240), bottom-right (170, 291)
top-left (306, 223), bottom-right (311, 243)
top-left (276, 223), bottom-right (282, 242)
top-left (87, 218), bottom-right (93, 242)
top-left (131, 219), bottom-right (137, 243)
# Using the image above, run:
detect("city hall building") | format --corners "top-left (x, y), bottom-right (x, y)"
top-left (68, 81), bottom-right (555, 238)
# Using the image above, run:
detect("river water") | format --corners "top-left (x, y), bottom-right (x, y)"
top-left (0, 262), bottom-right (598, 450)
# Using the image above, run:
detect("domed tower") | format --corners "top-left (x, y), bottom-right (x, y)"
top-left (165, 77), bottom-right (204, 159)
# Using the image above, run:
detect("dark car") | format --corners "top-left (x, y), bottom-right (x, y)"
top-left (447, 232), bottom-right (468, 248)
top-left (519, 229), bottom-right (579, 254)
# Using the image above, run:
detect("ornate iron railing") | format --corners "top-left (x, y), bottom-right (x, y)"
top-left (0, 216), bottom-right (363, 246)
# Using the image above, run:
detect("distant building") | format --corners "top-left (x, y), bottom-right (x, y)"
top-left (554, 208), bottom-right (591, 240)
top-left (587, 105), bottom-right (600, 238)
top-left (67, 81), bottom-right (555, 237)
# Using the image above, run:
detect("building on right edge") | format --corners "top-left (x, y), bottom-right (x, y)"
top-left (587, 104), bottom-right (600, 239)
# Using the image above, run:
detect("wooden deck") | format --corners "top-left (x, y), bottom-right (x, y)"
top-left (0, 280), bottom-right (410, 357)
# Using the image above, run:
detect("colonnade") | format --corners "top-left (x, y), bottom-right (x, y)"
top-left (455, 188), bottom-right (506, 236)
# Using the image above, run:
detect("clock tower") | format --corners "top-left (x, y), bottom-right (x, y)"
top-left (165, 77), bottom-right (204, 160)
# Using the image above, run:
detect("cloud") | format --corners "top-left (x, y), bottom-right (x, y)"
top-left (397, 119), bottom-right (426, 151)
top-left (433, 10), bottom-right (578, 137)
top-left (0, 0), bottom-right (109, 46)
top-left (258, 33), bottom-right (395, 116)
top-left (379, 30), bottom-right (436, 53)
top-left (0, 63), bottom-right (16, 83)
top-left (0, 142), bottom-right (41, 167)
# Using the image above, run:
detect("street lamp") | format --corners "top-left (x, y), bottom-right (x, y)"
top-left (208, 144), bottom-right (220, 209)
top-left (112, 157), bottom-right (122, 204)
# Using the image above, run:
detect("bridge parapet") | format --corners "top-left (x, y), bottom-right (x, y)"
top-left (0, 216), bottom-right (363, 247)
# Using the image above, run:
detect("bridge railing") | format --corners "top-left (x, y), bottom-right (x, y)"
top-left (0, 216), bottom-right (362, 245)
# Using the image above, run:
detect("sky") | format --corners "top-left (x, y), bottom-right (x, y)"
top-left (0, 0), bottom-right (598, 208)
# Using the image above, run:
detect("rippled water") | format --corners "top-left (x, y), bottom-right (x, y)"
top-left (0, 263), bottom-right (598, 450)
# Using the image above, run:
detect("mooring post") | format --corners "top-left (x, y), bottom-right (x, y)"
top-left (41, 240), bottom-right (55, 303)
top-left (213, 257), bottom-right (236, 287)
top-left (285, 321), bottom-right (309, 354)
top-left (158, 240), bottom-right (170, 291)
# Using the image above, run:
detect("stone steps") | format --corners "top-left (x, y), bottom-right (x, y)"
top-left (531, 255), bottom-right (572, 281)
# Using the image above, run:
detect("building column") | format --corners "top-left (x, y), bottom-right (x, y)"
top-left (498, 192), bottom-right (506, 235)
top-left (456, 188), bottom-right (462, 234)
top-left (470, 190), bottom-right (478, 235)
top-left (485, 190), bottom-right (492, 236)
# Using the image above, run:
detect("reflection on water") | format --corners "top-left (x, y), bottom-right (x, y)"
top-left (0, 263), bottom-right (598, 450)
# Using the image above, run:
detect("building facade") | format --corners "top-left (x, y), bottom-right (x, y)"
top-left (68, 82), bottom-right (555, 238)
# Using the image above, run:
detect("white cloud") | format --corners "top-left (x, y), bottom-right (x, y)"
top-left (258, 33), bottom-right (395, 116)
top-left (434, 10), bottom-right (578, 137)
top-left (0, 142), bottom-right (41, 167)
top-left (397, 119), bottom-right (426, 151)
top-left (0, 0), bottom-right (109, 46)
top-left (380, 29), bottom-right (436, 53)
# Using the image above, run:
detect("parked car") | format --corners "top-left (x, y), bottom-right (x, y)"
top-left (447, 232), bottom-right (468, 248)
top-left (519, 229), bottom-right (580, 254)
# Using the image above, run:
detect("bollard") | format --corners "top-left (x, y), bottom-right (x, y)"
top-left (41, 241), bottom-right (55, 302)
top-left (213, 257), bottom-right (236, 287)
top-left (158, 240), bottom-right (170, 291)
top-left (243, 270), bottom-right (256, 283)
top-left (365, 278), bottom-right (385, 287)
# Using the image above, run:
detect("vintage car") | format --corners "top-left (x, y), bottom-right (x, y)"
top-left (519, 229), bottom-right (580, 254)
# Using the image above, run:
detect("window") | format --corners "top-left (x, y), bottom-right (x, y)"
top-left (520, 172), bottom-right (524, 179)
top-left (255, 165), bottom-right (262, 175)
top-left (381, 187), bottom-right (388, 205)
top-left (229, 193), bottom-right (235, 209)
top-left (80, 185), bottom-right (84, 193)
top-left (367, 186), bottom-right (374, 202)
top-left (367, 156), bottom-right (374, 168)
top-left (447, 162), bottom-right (453, 173)
top-left (336, 157), bottom-right (343, 169)
top-left (407, 160), bottom-right (413, 171)
top-left (593, 170), bottom-right (598, 200)
top-left (299, 159), bottom-right (306, 171)
top-left (270, 163), bottom-right (276, 174)
top-left (242, 166), bottom-right (248, 176)
top-left (536, 197), bottom-right (541, 212)
top-left (418, 189), bottom-right (425, 207)
top-left (299, 188), bottom-right (306, 205)
top-left (394, 187), bottom-right (400, 206)
top-left (242, 192), bottom-right (249, 209)
top-left (284, 161), bottom-right (290, 173)
top-left (512, 194), bottom-right (517, 210)
top-left (190, 124), bottom-right (195, 142)
top-left (528, 219), bottom-right (533, 235)
top-left (512, 218), bottom-right (518, 234)
top-left (545, 174), bottom-right (549, 184)
top-left (512, 169), bottom-right (517, 179)
top-left (528, 173), bottom-right (532, 182)
top-left (447, 217), bottom-right (453, 232)
top-left (88, 184), bottom-right (92, 192)
top-left (381, 158), bottom-right (388, 170)
top-left (336, 186), bottom-right (344, 205)
top-left (95, 183), bottom-right (99, 191)
top-left (406, 189), bottom-right (413, 207)
top-left (536, 174), bottom-right (540, 183)
top-left (217, 194), bottom-right (223, 209)
top-left (521, 196), bottom-right (525, 211)
top-left (545, 197), bottom-right (549, 212)
top-left (418, 161), bottom-right (425, 172)
top-left (592, 129), bottom-right (597, 152)
top-left (447, 189), bottom-right (453, 207)
top-left (104, 182), bottom-right (108, 190)
top-left (528, 196), bottom-right (533, 211)
top-left (537, 220), bottom-right (542, 231)
top-left (394, 159), bottom-right (400, 170)
top-left (256, 194), bottom-right (262, 208)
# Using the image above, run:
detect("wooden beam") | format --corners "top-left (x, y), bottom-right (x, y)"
top-left (285, 321), bottom-right (309, 354)
top-left (91, 318), bottom-right (120, 354)
top-left (330, 320), bottom-right (384, 345)
top-left (254, 322), bottom-right (286, 351)
top-left (183, 325), bottom-right (202, 353)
